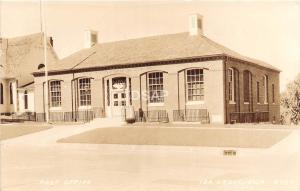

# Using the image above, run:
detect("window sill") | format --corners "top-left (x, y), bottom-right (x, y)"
top-left (148, 103), bottom-right (164, 107)
top-left (257, 103), bottom-right (261, 105)
top-left (229, 101), bottom-right (236, 105)
top-left (244, 102), bottom-right (250, 105)
top-left (264, 102), bottom-right (269, 105)
top-left (49, 107), bottom-right (62, 111)
top-left (186, 101), bottom-right (204, 105)
top-left (78, 106), bottom-right (92, 110)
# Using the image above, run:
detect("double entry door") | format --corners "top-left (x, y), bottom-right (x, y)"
top-left (106, 76), bottom-right (131, 118)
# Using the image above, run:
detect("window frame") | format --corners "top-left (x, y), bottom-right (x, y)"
top-left (272, 84), bottom-right (275, 104)
top-left (78, 78), bottom-right (92, 107)
top-left (186, 68), bottom-right (205, 103)
top-left (263, 75), bottom-right (268, 104)
top-left (49, 80), bottom-right (62, 108)
top-left (9, 82), bottom-right (13, 105)
top-left (147, 72), bottom-right (164, 105)
top-left (24, 90), bottom-right (28, 110)
top-left (257, 81), bottom-right (260, 104)
top-left (0, 83), bottom-right (3, 104)
top-left (243, 71), bottom-right (251, 104)
top-left (228, 68), bottom-right (235, 104)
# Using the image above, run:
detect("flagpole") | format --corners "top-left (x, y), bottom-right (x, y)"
top-left (40, 0), bottom-right (49, 123)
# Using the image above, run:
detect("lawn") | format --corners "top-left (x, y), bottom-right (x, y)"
top-left (58, 127), bottom-right (291, 148)
top-left (0, 123), bottom-right (52, 140)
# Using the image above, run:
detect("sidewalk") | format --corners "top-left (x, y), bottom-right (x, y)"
top-left (1, 118), bottom-right (124, 146)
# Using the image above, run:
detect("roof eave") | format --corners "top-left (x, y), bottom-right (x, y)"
top-left (224, 54), bottom-right (281, 73)
top-left (33, 54), bottom-right (226, 77)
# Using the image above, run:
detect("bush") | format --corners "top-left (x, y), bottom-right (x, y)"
top-left (281, 74), bottom-right (300, 124)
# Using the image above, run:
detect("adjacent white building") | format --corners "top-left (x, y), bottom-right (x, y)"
top-left (0, 33), bottom-right (58, 116)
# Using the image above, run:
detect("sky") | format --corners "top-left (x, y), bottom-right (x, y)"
top-left (1, 1), bottom-right (300, 92)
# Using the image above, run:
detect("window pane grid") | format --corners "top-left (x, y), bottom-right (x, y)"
top-left (79, 78), bottom-right (91, 106)
top-left (244, 71), bottom-right (251, 102)
top-left (148, 72), bottom-right (164, 103)
top-left (50, 81), bottom-right (61, 107)
top-left (186, 69), bottom-right (204, 101)
top-left (228, 69), bottom-right (234, 101)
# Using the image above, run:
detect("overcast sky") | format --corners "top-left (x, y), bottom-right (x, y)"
top-left (1, 1), bottom-right (300, 91)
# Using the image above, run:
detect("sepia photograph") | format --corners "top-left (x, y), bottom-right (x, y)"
top-left (0, 0), bottom-right (299, 190)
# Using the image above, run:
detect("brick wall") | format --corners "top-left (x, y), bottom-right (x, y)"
top-left (33, 57), bottom-right (280, 124)
top-left (224, 58), bottom-right (280, 123)
top-left (34, 60), bottom-right (225, 124)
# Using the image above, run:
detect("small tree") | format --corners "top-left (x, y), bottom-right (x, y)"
top-left (281, 74), bottom-right (300, 124)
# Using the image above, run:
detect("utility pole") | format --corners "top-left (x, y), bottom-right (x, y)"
top-left (40, 0), bottom-right (49, 123)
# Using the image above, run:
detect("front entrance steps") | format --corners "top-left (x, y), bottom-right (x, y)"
top-left (86, 117), bottom-right (126, 128)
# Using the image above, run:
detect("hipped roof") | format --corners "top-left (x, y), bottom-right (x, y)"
top-left (36, 32), bottom-right (280, 75)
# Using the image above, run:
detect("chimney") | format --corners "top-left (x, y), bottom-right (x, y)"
top-left (189, 14), bottom-right (203, 36)
top-left (84, 30), bottom-right (98, 48)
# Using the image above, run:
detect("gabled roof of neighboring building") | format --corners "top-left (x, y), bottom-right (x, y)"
top-left (0, 33), bottom-right (58, 86)
top-left (35, 32), bottom-right (280, 75)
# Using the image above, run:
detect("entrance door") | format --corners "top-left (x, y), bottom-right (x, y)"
top-left (105, 77), bottom-right (130, 118)
top-left (111, 90), bottom-right (127, 117)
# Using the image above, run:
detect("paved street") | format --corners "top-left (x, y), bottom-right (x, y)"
top-left (1, 123), bottom-right (299, 191)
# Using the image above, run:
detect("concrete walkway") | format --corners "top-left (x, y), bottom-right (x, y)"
top-left (1, 122), bottom-right (299, 191)
top-left (1, 118), bottom-right (124, 146)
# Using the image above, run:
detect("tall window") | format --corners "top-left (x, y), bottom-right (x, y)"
top-left (263, 75), bottom-right (268, 103)
top-left (9, 83), bottom-right (13, 104)
top-left (186, 68), bottom-right (204, 101)
top-left (106, 80), bottom-right (110, 106)
top-left (228, 68), bottom-right (235, 102)
top-left (50, 81), bottom-right (62, 107)
top-left (272, 84), bottom-right (275, 103)
top-left (0, 83), bottom-right (3, 104)
top-left (243, 71), bottom-right (251, 103)
top-left (24, 90), bottom-right (28, 109)
top-left (79, 78), bottom-right (91, 106)
top-left (148, 72), bottom-right (164, 103)
top-left (257, 82), bottom-right (260, 103)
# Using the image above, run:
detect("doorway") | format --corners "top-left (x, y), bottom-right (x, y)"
top-left (105, 76), bottom-right (131, 118)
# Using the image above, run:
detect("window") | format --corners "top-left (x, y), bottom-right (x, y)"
top-left (0, 83), bottom-right (3, 104)
top-left (257, 82), bottom-right (260, 103)
top-left (263, 75), bottom-right (268, 103)
top-left (9, 83), bottom-right (13, 104)
top-left (243, 71), bottom-right (251, 103)
top-left (129, 78), bottom-right (132, 105)
top-left (49, 81), bottom-right (62, 107)
top-left (106, 80), bottom-right (110, 106)
top-left (24, 90), bottom-right (28, 109)
top-left (272, 84), bottom-right (275, 103)
top-left (79, 78), bottom-right (91, 106)
top-left (186, 68), bottom-right (204, 101)
top-left (228, 68), bottom-right (235, 102)
top-left (91, 33), bottom-right (98, 44)
top-left (148, 72), bottom-right (164, 103)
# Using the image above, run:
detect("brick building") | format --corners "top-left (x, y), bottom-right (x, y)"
top-left (33, 14), bottom-right (280, 124)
